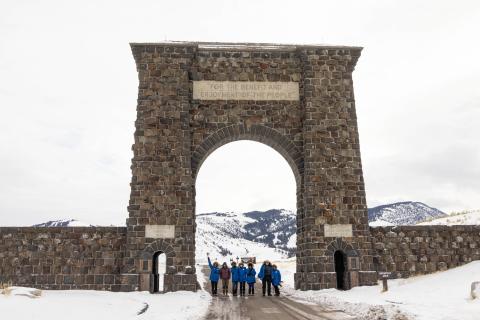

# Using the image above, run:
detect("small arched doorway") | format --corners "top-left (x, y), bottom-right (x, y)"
top-left (152, 251), bottom-right (166, 293)
top-left (334, 250), bottom-right (346, 290)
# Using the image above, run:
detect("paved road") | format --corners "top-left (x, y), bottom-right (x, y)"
top-left (201, 266), bottom-right (356, 320)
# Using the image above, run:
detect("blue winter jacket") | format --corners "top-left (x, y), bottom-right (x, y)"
top-left (258, 264), bottom-right (264, 279)
top-left (272, 269), bottom-right (281, 286)
top-left (246, 267), bottom-right (256, 283)
top-left (208, 257), bottom-right (220, 282)
top-left (238, 267), bottom-right (247, 282)
top-left (231, 266), bottom-right (240, 282)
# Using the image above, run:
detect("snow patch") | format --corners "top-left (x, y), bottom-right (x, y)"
top-left (0, 287), bottom-right (210, 320)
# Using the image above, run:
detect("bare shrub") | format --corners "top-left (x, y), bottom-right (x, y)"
top-left (31, 289), bottom-right (43, 298)
top-left (1, 281), bottom-right (13, 296)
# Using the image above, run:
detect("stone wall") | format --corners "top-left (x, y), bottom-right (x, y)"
top-left (371, 226), bottom-right (480, 278)
top-left (0, 227), bottom-right (137, 291)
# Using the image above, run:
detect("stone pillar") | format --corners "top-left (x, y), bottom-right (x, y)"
top-left (294, 47), bottom-right (375, 290)
top-left (127, 44), bottom-right (197, 291)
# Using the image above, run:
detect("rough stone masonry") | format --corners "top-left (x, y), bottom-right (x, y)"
top-left (0, 42), bottom-right (478, 292)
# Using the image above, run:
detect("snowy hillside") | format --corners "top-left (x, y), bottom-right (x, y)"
top-left (195, 209), bottom-right (295, 263)
top-left (417, 209), bottom-right (480, 225)
top-left (368, 201), bottom-right (446, 226)
top-left (33, 219), bottom-right (93, 227)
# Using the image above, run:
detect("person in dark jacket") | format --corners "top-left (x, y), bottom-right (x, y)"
top-left (258, 260), bottom-right (273, 296)
top-left (246, 262), bottom-right (256, 295)
top-left (231, 261), bottom-right (240, 296)
top-left (272, 264), bottom-right (282, 296)
top-left (207, 253), bottom-right (220, 295)
top-left (220, 262), bottom-right (231, 295)
top-left (238, 262), bottom-right (247, 296)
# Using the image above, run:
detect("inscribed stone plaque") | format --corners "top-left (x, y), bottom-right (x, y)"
top-left (145, 225), bottom-right (175, 239)
top-left (324, 224), bottom-right (353, 237)
top-left (193, 81), bottom-right (299, 101)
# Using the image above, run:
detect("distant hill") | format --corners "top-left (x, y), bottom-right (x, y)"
top-left (195, 209), bottom-right (295, 263)
top-left (368, 201), bottom-right (446, 226)
top-left (32, 219), bottom-right (93, 227)
top-left (417, 209), bottom-right (480, 226)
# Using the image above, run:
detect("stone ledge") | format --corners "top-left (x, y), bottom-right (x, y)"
top-left (129, 41), bottom-right (363, 51)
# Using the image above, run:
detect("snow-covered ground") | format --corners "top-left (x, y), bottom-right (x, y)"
top-left (276, 259), bottom-right (480, 320)
top-left (0, 286), bottom-right (211, 320)
top-left (418, 209), bottom-right (480, 225)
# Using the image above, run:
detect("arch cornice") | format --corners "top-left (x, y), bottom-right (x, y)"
top-left (191, 124), bottom-right (303, 185)
top-left (140, 240), bottom-right (176, 259)
top-left (325, 238), bottom-right (359, 257)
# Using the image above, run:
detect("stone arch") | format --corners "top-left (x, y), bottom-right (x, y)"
top-left (141, 240), bottom-right (176, 272)
top-left (191, 124), bottom-right (303, 186)
top-left (325, 238), bottom-right (359, 257)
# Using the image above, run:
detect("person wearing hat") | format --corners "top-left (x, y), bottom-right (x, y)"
top-left (220, 261), bottom-right (231, 295)
top-left (238, 262), bottom-right (247, 296)
top-left (272, 264), bottom-right (282, 296)
top-left (258, 260), bottom-right (273, 296)
top-left (231, 261), bottom-right (240, 296)
top-left (246, 262), bottom-right (256, 295)
top-left (207, 253), bottom-right (220, 295)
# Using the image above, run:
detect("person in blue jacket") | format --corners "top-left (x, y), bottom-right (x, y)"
top-left (238, 262), bottom-right (247, 296)
top-left (207, 253), bottom-right (220, 295)
top-left (246, 262), bottom-right (256, 295)
top-left (230, 261), bottom-right (240, 296)
top-left (272, 264), bottom-right (282, 296)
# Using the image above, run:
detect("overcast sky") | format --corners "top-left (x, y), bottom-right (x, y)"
top-left (0, 0), bottom-right (479, 226)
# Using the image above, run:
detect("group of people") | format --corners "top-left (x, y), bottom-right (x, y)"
top-left (207, 253), bottom-right (282, 297)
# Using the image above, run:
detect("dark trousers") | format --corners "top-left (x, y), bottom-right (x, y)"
top-left (232, 281), bottom-right (238, 295)
top-left (239, 282), bottom-right (246, 296)
top-left (273, 285), bottom-right (280, 296)
top-left (248, 282), bottom-right (255, 295)
top-left (262, 275), bottom-right (272, 296)
top-left (211, 281), bottom-right (218, 295)
top-left (221, 279), bottom-right (229, 295)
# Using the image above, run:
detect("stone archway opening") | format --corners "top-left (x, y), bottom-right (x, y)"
top-left (194, 139), bottom-right (298, 265)
top-left (334, 250), bottom-right (346, 290)
top-left (152, 251), bottom-right (166, 293)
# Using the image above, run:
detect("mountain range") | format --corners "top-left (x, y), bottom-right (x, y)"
top-left (367, 201), bottom-right (446, 226)
top-left (195, 209), bottom-right (296, 263)
top-left (33, 202), bottom-right (474, 261)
